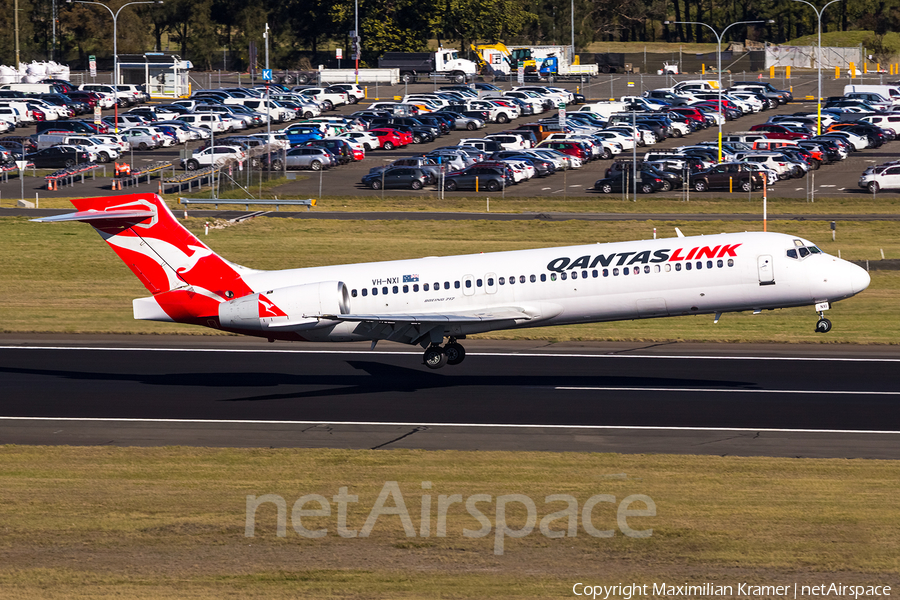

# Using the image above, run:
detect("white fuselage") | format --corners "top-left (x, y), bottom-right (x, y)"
top-left (227, 231), bottom-right (868, 343)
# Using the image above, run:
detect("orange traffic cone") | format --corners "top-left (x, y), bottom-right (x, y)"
top-left (47, 179), bottom-right (54, 191)
top-left (111, 179), bottom-right (118, 191)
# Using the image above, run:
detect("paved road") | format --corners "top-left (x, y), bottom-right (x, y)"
top-left (2, 335), bottom-right (898, 458)
top-left (0, 76), bottom-right (896, 205)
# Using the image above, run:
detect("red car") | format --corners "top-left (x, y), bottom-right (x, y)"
top-left (79, 120), bottom-right (110, 134)
top-left (537, 140), bottom-right (591, 162)
top-left (664, 106), bottom-right (707, 127)
top-left (67, 91), bottom-right (98, 108)
top-left (368, 127), bottom-right (411, 150)
top-left (749, 123), bottom-right (810, 140)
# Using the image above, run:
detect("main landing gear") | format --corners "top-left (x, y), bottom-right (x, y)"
top-left (423, 337), bottom-right (466, 369)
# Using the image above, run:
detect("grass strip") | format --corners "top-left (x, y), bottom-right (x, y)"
top-left (0, 446), bottom-right (897, 599)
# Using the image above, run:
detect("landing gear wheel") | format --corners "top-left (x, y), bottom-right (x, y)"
top-left (423, 346), bottom-right (448, 369)
top-left (444, 342), bottom-right (466, 365)
top-left (815, 318), bottom-right (832, 333)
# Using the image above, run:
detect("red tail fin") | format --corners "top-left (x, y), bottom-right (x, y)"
top-left (40, 193), bottom-right (254, 322)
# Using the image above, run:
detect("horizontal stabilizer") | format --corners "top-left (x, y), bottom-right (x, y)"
top-left (32, 209), bottom-right (154, 225)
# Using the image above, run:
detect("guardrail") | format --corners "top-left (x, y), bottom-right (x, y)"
top-left (45, 163), bottom-right (104, 190)
top-left (115, 161), bottom-right (175, 190)
top-left (179, 197), bottom-right (316, 211)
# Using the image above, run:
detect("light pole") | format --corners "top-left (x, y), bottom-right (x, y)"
top-left (791, 0), bottom-right (842, 135)
top-left (67, 0), bottom-right (163, 132)
top-left (665, 19), bottom-right (770, 161)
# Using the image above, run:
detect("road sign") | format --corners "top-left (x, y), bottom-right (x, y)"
top-left (89, 54), bottom-right (97, 78)
top-left (262, 68), bottom-right (273, 81)
top-left (517, 66), bottom-right (525, 84)
top-left (15, 160), bottom-right (27, 170)
top-left (94, 106), bottom-right (102, 125)
top-left (336, 48), bottom-right (343, 60)
top-left (559, 107), bottom-right (566, 128)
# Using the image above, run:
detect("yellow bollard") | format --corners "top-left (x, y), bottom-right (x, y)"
top-left (769, 65), bottom-right (775, 79)
top-left (729, 177), bottom-right (733, 193)
top-left (877, 63), bottom-right (881, 74)
top-left (702, 64), bottom-right (706, 75)
top-left (835, 66), bottom-right (840, 78)
top-left (475, 176), bottom-right (479, 192)
top-left (786, 66), bottom-right (791, 79)
top-left (849, 62), bottom-right (856, 78)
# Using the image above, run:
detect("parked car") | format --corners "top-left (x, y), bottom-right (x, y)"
top-left (25, 145), bottom-right (95, 168)
top-left (180, 145), bottom-right (246, 170)
top-left (361, 167), bottom-right (431, 190)
top-left (443, 165), bottom-right (510, 191)
top-left (276, 146), bottom-right (335, 171)
top-left (593, 171), bottom-right (667, 194)
top-left (690, 163), bottom-right (766, 192)
top-left (859, 163), bottom-right (900, 192)
top-left (368, 127), bottom-right (411, 150)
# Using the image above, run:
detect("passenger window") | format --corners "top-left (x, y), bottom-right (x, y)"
top-left (444, 282), bottom-right (450, 290)
top-left (455, 281), bottom-right (461, 289)
top-left (696, 261), bottom-right (702, 269)
top-left (675, 263), bottom-right (682, 271)
top-left (361, 288), bottom-right (367, 297)
top-left (465, 280), bottom-right (471, 288)
top-left (434, 282), bottom-right (439, 290)
top-left (592, 270), bottom-right (598, 278)
top-left (603, 269), bottom-right (609, 277)
top-left (540, 274), bottom-right (546, 282)
top-left (717, 259), bottom-right (724, 268)
top-left (372, 288), bottom-right (378, 295)
top-left (487, 278), bottom-right (494, 286)
top-left (521, 275), bottom-right (527, 283)
top-left (707, 260), bottom-right (713, 269)
top-left (613, 268), bottom-right (619, 276)
top-left (509, 276), bottom-right (515, 285)
top-left (581, 270), bottom-right (588, 279)
top-left (623, 267), bottom-right (629, 275)
top-left (383, 287), bottom-right (389, 295)
top-left (571, 271), bottom-right (578, 280)
top-left (413, 284), bottom-right (419, 292)
top-left (644, 265), bottom-right (651, 274)
top-left (727, 259), bottom-right (734, 267)
top-left (351, 289), bottom-right (357, 297)
top-left (530, 275), bottom-right (536, 283)
top-left (664, 264), bottom-right (671, 272)
top-left (560, 272), bottom-right (568, 280)
top-left (403, 285), bottom-right (408, 293)
top-left (393, 286), bottom-right (398, 294)
top-left (424, 283), bottom-right (430, 291)
top-left (499, 277), bottom-right (505, 285)
top-left (686, 263), bottom-right (692, 270)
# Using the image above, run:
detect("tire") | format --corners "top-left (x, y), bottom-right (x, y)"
top-left (297, 73), bottom-right (310, 85)
top-left (868, 181), bottom-right (880, 193)
top-left (412, 134), bottom-right (422, 144)
top-left (452, 72), bottom-right (465, 84)
top-left (598, 183), bottom-right (613, 193)
top-left (323, 100), bottom-right (333, 111)
top-left (309, 160), bottom-right (322, 171)
top-left (410, 180), bottom-right (423, 190)
top-left (659, 180), bottom-right (672, 192)
top-left (600, 148), bottom-right (612, 159)
top-left (444, 342), bottom-right (466, 365)
top-left (485, 179), bottom-right (500, 192)
top-left (98, 152), bottom-right (110, 163)
top-left (496, 113), bottom-right (509, 124)
top-left (383, 141), bottom-right (394, 150)
top-left (694, 180), bottom-right (709, 192)
top-left (424, 347), bottom-right (448, 369)
top-left (185, 159), bottom-right (199, 171)
top-left (640, 183), bottom-right (654, 194)
top-left (64, 158), bottom-right (75, 168)
top-left (303, 111), bottom-right (314, 119)
top-left (445, 179), bottom-right (458, 191)
top-left (370, 179), bottom-right (382, 190)
top-left (271, 159), bottom-right (284, 171)
top-left (466, 121), bottom-right (477, 131)
top-left (282, 74), bottom-right (295, 85)
top-left (672, 128), bottom-right (683, 138)
top-left (138, 142), bottom-right (148, 151)
top-left (401, 73), bottom-right (413, 83)
top-left (791, 166), bottom-right (802, 178)
top-left (740, 180), bottom-right (752, 192)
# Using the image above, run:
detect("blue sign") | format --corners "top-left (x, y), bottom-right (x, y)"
top-left (262, 69), bottom-right (273, 81)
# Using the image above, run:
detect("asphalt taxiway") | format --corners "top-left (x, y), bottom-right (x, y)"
top-left (2, 335), bottom-right (898, 458)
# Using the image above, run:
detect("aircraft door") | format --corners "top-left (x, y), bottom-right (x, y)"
top-left (758, 255), bottom-right (775, 285)
top-left (463, 274), bottom-right (475, 296)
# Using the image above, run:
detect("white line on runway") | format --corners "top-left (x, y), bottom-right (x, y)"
top-left (0, 416), bottom-right (897, 435)
top-left (2, 346), bottom-right (898, 362)
top-left (555, 386), bottom-right (899, 395)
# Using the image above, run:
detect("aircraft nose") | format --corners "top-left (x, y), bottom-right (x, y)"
top-left (850, 263), bottom-right (871, 294)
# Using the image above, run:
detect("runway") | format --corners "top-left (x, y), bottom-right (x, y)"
top-left (2, 336), bottom-right (898, 458)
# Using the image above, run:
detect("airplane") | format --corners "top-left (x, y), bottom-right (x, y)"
top-left (35, 193), bottom-right (871, 369)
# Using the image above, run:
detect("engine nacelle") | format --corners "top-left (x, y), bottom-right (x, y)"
top-left (218, 281), bottom-right (350, 331)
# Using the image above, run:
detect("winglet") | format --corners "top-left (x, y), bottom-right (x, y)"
top-left (675, 227), bottom-right (685, 238)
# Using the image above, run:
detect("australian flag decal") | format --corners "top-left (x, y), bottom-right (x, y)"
top-left (403, 274), bottom-right (419, 283)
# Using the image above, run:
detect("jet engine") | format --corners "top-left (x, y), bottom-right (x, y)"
top-left (218, 281), bottom-right (350, 331)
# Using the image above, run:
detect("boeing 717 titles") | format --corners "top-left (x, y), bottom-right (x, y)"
top-left (36, 194), bottom-right (871, 368)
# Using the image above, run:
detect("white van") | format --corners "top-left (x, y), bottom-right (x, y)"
top-left (176, 113), bottom-right (228, 133)
top-left (843, 84), bottom-right (900, 107)
top-left (35, 134), bottom-right (120, 162)
top-left (223, 98), bottom-right (291, 122)
top-left (577, 101), bottom-right (628, 119)
top-left (0, 102), bottom-right (33, 124)
top-left (0, 83), bottom-right (60, 94)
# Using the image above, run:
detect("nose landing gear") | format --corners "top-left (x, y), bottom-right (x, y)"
top-left (815, 309), bottom-right (832, 333)
top-left (422, 337), bottom-right (467, 369)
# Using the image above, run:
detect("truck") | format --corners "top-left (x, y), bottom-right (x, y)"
top-left (378, 48), bottom-right (477, 84)
top-left (472, 44), bottom-right (599, 79)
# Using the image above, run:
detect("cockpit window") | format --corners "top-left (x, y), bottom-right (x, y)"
top-left (798, 247), bottom-right (810, 258)
top-left (786, 249), bottom-right (798, 259)
top-left (809, 245), bottom-right (822, 254)
top-left (787, 240), bottom-right (820, 259)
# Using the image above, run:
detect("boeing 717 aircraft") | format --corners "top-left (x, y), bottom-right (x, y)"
top-left (36, 194), bottom-right (870, 368)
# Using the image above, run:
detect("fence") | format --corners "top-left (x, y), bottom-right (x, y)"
top-left (765, 45), bottom-right (863, 69)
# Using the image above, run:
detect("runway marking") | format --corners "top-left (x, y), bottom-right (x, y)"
top-left (0, 416), bottom-right (897, 435)
top-left (556, 386), bottom-right (899, 395)
top-left (3, 346), bottom-right (899, 362)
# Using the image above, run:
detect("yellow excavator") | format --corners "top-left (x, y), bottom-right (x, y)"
top-left (469, 43), bottom-right (538, 76)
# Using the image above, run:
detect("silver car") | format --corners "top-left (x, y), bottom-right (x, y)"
top-left (279, 147), bottom-right (335, 171)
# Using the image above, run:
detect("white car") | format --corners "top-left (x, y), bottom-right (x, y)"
top-left (248, 132), bottom-right (291, 150)
top-left (728, 92), bottom-right (765, 112)
top-left (860, 114), bottom-right (900, 135)
top-left (326, 83), bottom-right (365, 103)
top-left (93, 134), bottom-right (132, 152)
top-left (181, 145), bottom-right (247, 171)
top-left (335, 131), bottom-right (379, 151)
top-left (529, 148), bottom-right (581, 169)
top-left (119, 127), bottom-right (164, 150)
top-left (484, 133), bottom-right (530, 150)
top-left (295, 87), bottom-right (349, 110)
top-left (592, 130), bottom-right (635, 151)
top-left (736, 153), bottom-right (794, 180)
top-left (177, 113), bottom-right (229, 133)
top-left (859, 163), bottom-right (900, 192)
top-left (65, 136), bottom-right (121, 162)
